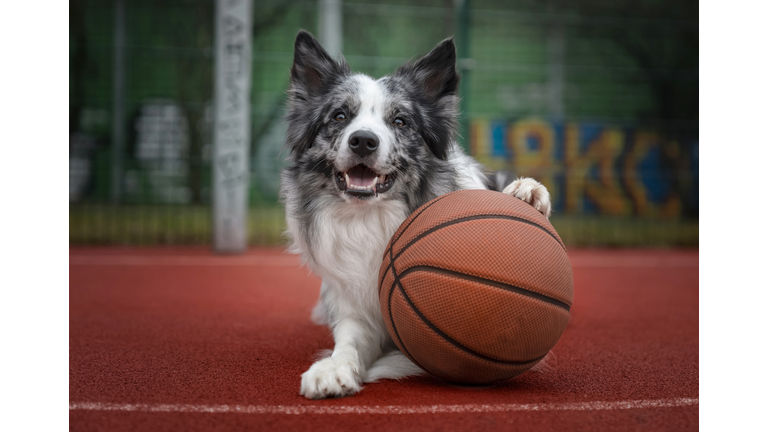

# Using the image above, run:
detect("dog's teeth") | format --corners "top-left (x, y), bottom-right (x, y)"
top-left (342, 171), bottom-right (381, 190)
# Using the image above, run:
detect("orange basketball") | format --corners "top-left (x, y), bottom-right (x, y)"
top-left (379, 189), bottom-right (573, 384)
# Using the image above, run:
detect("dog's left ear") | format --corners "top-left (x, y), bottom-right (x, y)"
top-left (397, 38), bottom-right (460, 160)
top-left (397, 38), bottom-right (460, 101)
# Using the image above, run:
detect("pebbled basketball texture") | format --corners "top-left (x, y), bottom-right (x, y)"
top-left (379, 189), bottom-right (574, 384)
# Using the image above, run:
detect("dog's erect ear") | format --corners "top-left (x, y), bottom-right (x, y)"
top-left (396, 38), bottom-right (460, 160)
top-left (286, 31), bottom-right (349, 155)
top-left (397, 38), bottom-right (460, 100)
top-left (290, 30), bottom-right (348, 97)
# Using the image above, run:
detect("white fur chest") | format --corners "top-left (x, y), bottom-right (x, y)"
top-left (288, 197), bottom-right (409, 321)
top-left (312, 200), bottom-right (407, 289)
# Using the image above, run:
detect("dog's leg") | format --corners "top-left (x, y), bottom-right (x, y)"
top-left (502, 177), bottom-right (552, 219)
top-left (300, 318), bottom-right (380, 399)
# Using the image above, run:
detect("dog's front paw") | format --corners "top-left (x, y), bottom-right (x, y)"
top-left (503, 177), bottom-right (552, 219)
top-left (300, 356), bottom-right (362, 399)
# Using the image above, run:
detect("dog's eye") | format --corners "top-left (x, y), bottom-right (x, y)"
top-left (334, 112), bottom-right (346, 121)
top-left (394, 118), bottom-right (405, 127)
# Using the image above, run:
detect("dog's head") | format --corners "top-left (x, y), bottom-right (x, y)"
top-left (284, 30), bottom-right (460, 205)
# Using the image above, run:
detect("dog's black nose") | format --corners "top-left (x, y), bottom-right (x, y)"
top-left (348, 130), bottom-right (379, 156)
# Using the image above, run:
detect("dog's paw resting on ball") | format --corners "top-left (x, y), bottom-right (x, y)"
top-left (503, 177), bottom-right (552, 219)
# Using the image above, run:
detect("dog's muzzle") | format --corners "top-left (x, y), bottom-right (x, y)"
top-left (335, 165), bottom-right (395, 199)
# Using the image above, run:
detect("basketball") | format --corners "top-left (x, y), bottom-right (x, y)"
top-left (379, 189), bottom-right (573, 384)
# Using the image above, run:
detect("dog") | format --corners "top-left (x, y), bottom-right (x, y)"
top-left (280, 30), bottom-right (552, 399)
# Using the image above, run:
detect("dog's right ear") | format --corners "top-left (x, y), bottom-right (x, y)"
top-left (290, 30), bottom-right (348, 98)
top-left (286, 31), bottom-right (349, 155)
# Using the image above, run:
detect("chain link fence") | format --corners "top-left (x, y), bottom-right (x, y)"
top-left (69, 0), bottom-right (698, 247)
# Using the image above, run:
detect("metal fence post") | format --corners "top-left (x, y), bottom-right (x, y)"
top-left (455, 0), bottom-right (472, 152)
top-left (212, 0), bottom-right (253, 253)
top-left (111, 0), bottom-right (126, 203)
top-left (318, 0), bottom-right (343, 59)
top-left (547, 8), bottom-right (565, 120)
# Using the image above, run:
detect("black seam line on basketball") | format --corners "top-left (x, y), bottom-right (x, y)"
top-left (387, 247), bottom-right (429, 373)
top-left (380, 212), bottom-right (564, 296)
top-left (392, 214), bottom-right (566, 267)
top-left (399, 266), bottom-right (571, 312)
top-left (383, 192), bottom-right (451, 261)
top-left (392, 192), bottom-right (452, 246)
top-left (395, 281), bottom-right (547, 366)
top-left (379, 193), bottom-right (452, 292)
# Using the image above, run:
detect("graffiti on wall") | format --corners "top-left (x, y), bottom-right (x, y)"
top-left (470, 118), bottom-right (698, 218)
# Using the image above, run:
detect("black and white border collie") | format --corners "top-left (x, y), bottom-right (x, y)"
top-left (280, 30), bottom-right (552, 399)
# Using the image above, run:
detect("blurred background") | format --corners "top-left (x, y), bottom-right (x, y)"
top-left (69, 0), bottom-right (698, 248)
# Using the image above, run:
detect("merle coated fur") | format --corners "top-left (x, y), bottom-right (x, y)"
top-left (279, 30), bottom-right (552, 399)
top-left (281, 31), bottom-right (478, 209)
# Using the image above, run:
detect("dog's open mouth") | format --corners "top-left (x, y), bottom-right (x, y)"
top-left (335, 165), bottom-right (395, 199)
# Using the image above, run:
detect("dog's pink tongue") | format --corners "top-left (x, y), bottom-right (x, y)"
top-left (348, 166), bottom-right (377, 187)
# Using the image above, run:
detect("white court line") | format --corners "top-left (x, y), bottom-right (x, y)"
top-left (69, 256), bottom-right (301, 267)
top-left (70, 398), bottom-right (697, 415)
top-left (70, 255), bottom-right (697, 268)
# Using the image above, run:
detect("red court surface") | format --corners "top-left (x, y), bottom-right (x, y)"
top-left (69, 247), bottom-right (698, 431)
